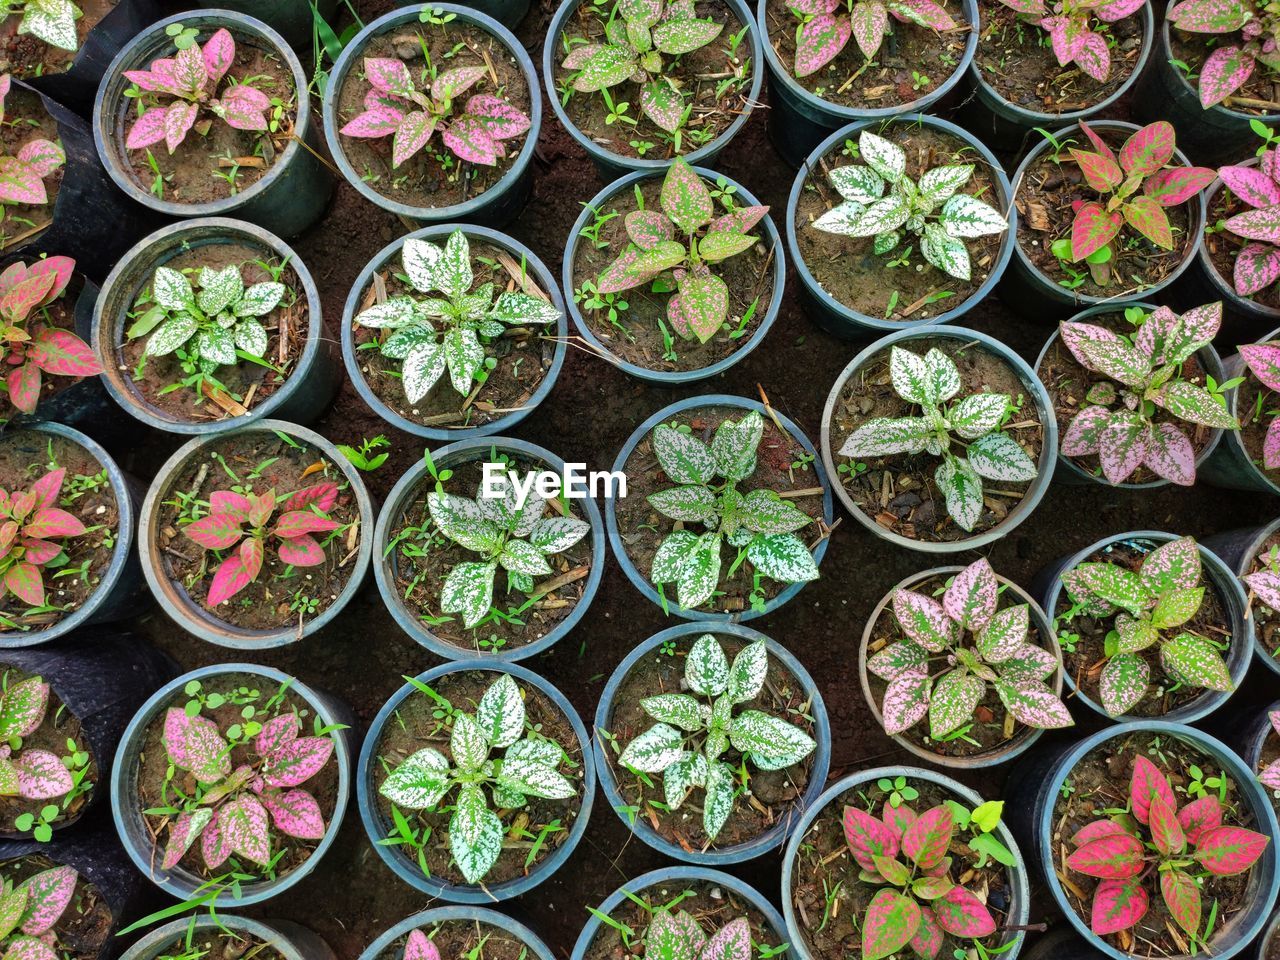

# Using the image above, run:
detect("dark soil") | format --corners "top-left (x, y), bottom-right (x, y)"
top-left (147, 928), bottom-right (283, 960)
top-left (0, 432), bottom-right (119, 634)
top-left (1054, 540), bottom-right (1235, 717)
top-left (121, 29), bottom-right (297, 204)
top-left (1205, 176), bottom-right (1280, 311)
top-left (370, 668), bottom-right (585, 887)
top-left (119, 243), bottom-right (307, 424)
top-left (1036, 309), bottom-right (1216, 485)
top-left (0, 0), bottom-right (115, 79)
top-left (0, 85), bottom-right (62, 254)
top-left (763, 0), bottom-right (969, 109)
top-left (975, 4), bottom-right (1144, 114)
top-left (370, 919), bottom-right (533, 960)
top-left (383, 455), bottom-right (594, 655)
top-left (352, 239), bottom-right (556, 429)
top-left (1245, 529), bottom-right (1280, 663)
top-left (335, 21), bottom-right (530, 210)
top-left (135, 670), bottom-right (340, 886)
top-left (794, 124), bottom-right (1005, 321)
top-left (1170, 27), bottom-right (1280, 116)
top-left (601, 635), bottom-right (816, 851)
top-left (0, 854), bottom-right (114, 959)
top-left (1050, 731), bottom-right (1256, 958)
top-left (152, 430), bottom-right (362, 634)
top-left (572, 178), bottom-right (774, 373)
top-left (828, 335), bottom-right (1043, 542)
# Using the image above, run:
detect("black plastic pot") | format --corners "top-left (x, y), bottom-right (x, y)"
top-left (325, 5), bottom-right (539, 228)
top-left (173, 0), bottom-right (341, 59)
top-left (1201, 329), bottom-right (1280, 494)
top-left (1232, 700), bottom-right (1278, 790)
top-left (123, 916), bottom-right (336, 960)
top-left (1002, 121), bottom-right (1207, 320)
top-left (93, 11), bottom-right (334, 237)
top-left (92, 217), bottom-right (337, 434)
top-left (1253, 912), bottom-right (1280, 960)
top-left (1203, 520), bottom-right (1280, 681)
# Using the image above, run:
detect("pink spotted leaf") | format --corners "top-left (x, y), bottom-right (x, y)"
top-left (161, 808), bottom-right (213, 870)
top-left (942, 558), bottom-right (998, 633)
top-left (214, 84), bottom-right (270, 132)
top-left (442, 115), bottom-right (502, 166)
top-left (1233, 244), bottom-right (1280, 296)
top-left (15, 750), bottom-right (73, 800)
top-left (891, 589), bottom-right (956, 652)
top-left (793, 13), bottom-right (852, 77)
top-left (405, 931), bottom-right (442, 960)
top-left (261, 787), bottom-right (326, 840)
top-left (1144, 422), bottom-right (1196, 486)
top-left (1090, 877), bottom-right (1149, 935)
top-left (16, 865), bottom-right (75, 936)
top-left (1062, 405), bottom-right (1112, 457)
top-left (1131, 755), bottom-right (1177, 824)
top-left (465, 94), bottom-right (531, 141)
top-left (1200, 44), bottom-right (1254, 107)
top-left (261, 735), bottom-right (333, 788)
top-left (1219, 164), bottom-right (1280, 209)
top-left (881, 665), bottom-right (930, 735)
top-left (218, 794), bottom-right (271, 866)
top-left (843, 804), bottom-right (900, 872)
top-left (861, 888), bottom-right (920, 960)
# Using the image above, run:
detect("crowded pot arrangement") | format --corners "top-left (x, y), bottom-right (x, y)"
top-left (3, 0), bottom-right (1280, 958)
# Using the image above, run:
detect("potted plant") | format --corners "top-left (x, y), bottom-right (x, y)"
top-left (324, 5), bottom-right (539, 229)
top-left (782, 767), bottom-right (1030, 960)
top-left (374, 437), bottom-right (604, 661)
top-left (964, 0), bottom-right (1152, 149)
top-left (1202, 518), bottom-right (1280, 679)
top-left (861, 558), bottom-right (1072, 769)
top-left (93, 11), bottom-right (332, 237)
top-left (342, 225), bottom-right (566, 440)
top-left (820, 326), bottom-right (1056, 553)
top-left (357, 661), bottom-right (594, 902)
top-left (1238, 703), bottom-right (1280, 824)
top-left (595, 622), bottom-right (830, 863)
top-left (545, 0), bottom-right (762, 176)
top-left (1003, 121), bottom-right (1214, 317)
top-left (111, 663), bottom-right (354, 908)
top-left (136, 419), bottom-right (373, 649)
top-left (359, 906), bottom-right (554, 960)
top-left (787, 115), bottom-right (1014, 337)
top-left (607, 395), bottom-right (833, 620)
top-left (93, 218), bottom-right (337, 434)
top-left (1200, 330), bottom-right (1280, 493)
top-left (565, 159), bottom-right (784, 382)
top-left (1036, 302), bottom-right (1236, 488)
top-left (570, 867), bottom-right (788, 960)
top-left (0, 856), bottom-right (113, 960)
top-left (122, 915), bottom-right (336, 960)
top-left (1036, 532), bottom-right (1250, 723)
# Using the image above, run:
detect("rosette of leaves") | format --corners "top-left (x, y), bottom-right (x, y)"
top-left (123, 29), bottom-right (272, 154)
top-left (595, 159), bottom-right (767, 343)
top-left (425, 475), bottom-right (590, 628)
top-left (842, 799), bottom-right (1000, 960)
top-left (0, 863), bottom-right (79, 960)
top-left (133, 264), bottom-right (284, 379)
top-left (340, 58), bottom-right (531, 168)
top-left (1063, 121), bottom-right (1215, 268)
top-left (0, 675), bottom-right (74, 813)
top-left (992, 0), bottom-right (1144, 81)
top-left (157, 706), bottom-right (334, 872)
top-left (640, 910), bottom-right (751, 960)
top-left (0, 256), bottom-right (101, 416)
top-left (0, 75), bottom-right (65, 215)
top-left (1215, 149), bottom-right (1280, 296)
top-left (870, 558), bottom-right (1072, 742)
top-left (560, 0), bottom-right (723, 135)
top-left (1065, 754), bottom-right (1269, 938)
top-left (646, 410), bottom-right (819, 610)
top-left (1258, 709), bottom-right (1280, 792)
top-left (1168, 0), bottom-right (1280, 107)
top-left (1236, 337), bottom-right (1280, 471)
top-left (3, 0), bottom-right (82, 53)
top-left (1060, 536), bottom-right (1234, 716)
top-left (616, 634), bottom-right (816, 841)
top-left (787, 0), bottom-right (956, 78)
top-left (353, 229), bottom-right (561, 404)
top-left (0, 468), bottom-right (86, 609)
top-left (839, 346), bottom-right (1037, 532)
top-left (811, 130), bottom-right (1007, 282)
top-left (1057, 303), bottom-right (1238, 485)
top-left (378, 673), bottom-right (576, 884)
top-left (180, 482), bottom-right (342, 607)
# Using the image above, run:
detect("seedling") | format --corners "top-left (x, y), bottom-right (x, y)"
top-left (992, 0), bottom-right (1144, 81)
top-left (0, 864), bottom-right (78, 960)
top-left (0, 469), bottom-right (86, 609)
top-left (337, 435), bottom-right (391, 472)
top-left (1168, 0), bottom-right (1280, 107)
top-left (1214, 147), bottom-right (1280, 297)
top-left (0, 675), bottom-right (75, 813)
top-left (787, 0), bottom-right (955, 78)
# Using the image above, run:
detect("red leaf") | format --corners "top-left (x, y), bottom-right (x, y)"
top-left (843, 805), bottom-right (900, 872)
top-left (1091, 877), bottom-right (1149, 935)
top-left (1070, 201), bottom-right (1123, 260)
top-left (861, 889), bottom-right (920, 960)
top-left (28, 469), bottom-right (63, 510)
top-left (21, 538), bottom-right (60, 565)
top-left (1065, 831), bottom-right (1146, 879)
top-left (276, 534), bottom-right (325, 567)
top-left (1160, 869), bottom-right (1201, 938)
top-left (26, 256), bottom-right (74, 302)
top-left (0, 272), bottom-right (56, 324)
top-left (1070, 148), bottom-right (1123, 191)
top-left (1148, 795), bottom-right (1186, 856)
top-left (183, 513), bottom-right (245, 550)
top-left (1194, 825), bottom-right (1270, 875)
top-left (240, 537), bottom-right (264, 580)
top-left (901, 805), bottom-right (954, 871)
top-left (932, 885), bottom-right (997, 938)
top-left (881, 800), bottom-right (916, 841)
top-left (7, 362), bottom-right (40, 414)
top-left (1071, 819), bottom-right (1131, 847)
top-left (283, 482), bottom-right (339, 513)
top-left (3, 561), bottom-right (43, 606)
top-left (22, 507), bottom-right (84, 540)
top-left (271, 510), bottom-right (340, 539)
top-left (1131, 755), bottom-right (1175, 825)
top-left (1122, 196), bottom-right (1173, 249)
top-left (909, 907), bottom-right (943, 960)
top-left (27, 329), bottom-right (102, 377)
top-left (246, 491), bottom-right (275, 528)
top-left (1078, 121), bottom-right (1119, 167)
top-left (210, 490), bottom-right (251, 519)
top-left (1143, 167), bottom-right (1217, 207)
top-left (1177, 796), bottom-right (1222, 844)
top-left (206, 553), bottom-right (254, 606)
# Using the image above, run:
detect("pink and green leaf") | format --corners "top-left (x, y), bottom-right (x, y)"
top-left (891, 589), bottom-right (955, 652)
top-left (1131, 754), bottom-right (1177, 824)
top-left (793, 13), bottom-right (851, 78)
top-left (465, 94), bottom-right (530, 141)
top-left (901, 805), bottom-right (953, 870)
top-left (1070, 148), bottom-right (1123, 192)
top-left (17, 865), bottom-right (75, 936)
top-left (1218, 164), bottom-right (1280, 209)
top-left (931, 885), bottom-right (998, 938)
top-left (1142, 167), bottom-right (1216, 207)
top-left (1090, 877), bottom-right (1148, 935)
top-left (1122, 196), bottom-right (1173, 249)
top-left (942, 557), bottom-right (998, 633)
top-left (1199, 44), bottom-right (1254, 107)
top-left (218, 794), bottom-right (271, 866)
top-left (1161, 869), bottom-right (1202, 938)
top-left (1069, 201), bottom-right (1123, 261)
top-left (183, 512), bottom-right (244, 550)
top-left (1118, 121), bottom-right (1176, 177)
top-left (442, 115), bottom-right (502, 166)
top-left (1066, 830), bottom-right (1146, 878)
top-left (261, 787), bottom-right (326, 840)
top-left (1178, 796), bottom-right (1223, 844)
top-left (277, 534), bottom-right (325, 567)
top-left (27, 329), bottom-right (101, 377)
top-left (162, 708), bottom-right (230, 783)
top-left (843, 804), bottom-right (900, 871)
top-left (1193, 825), bottom-right (1270, 875)
top-left (861, 888), bottom-right (920, 960)
top-left (1233, 243), bottom-right (1280, 296)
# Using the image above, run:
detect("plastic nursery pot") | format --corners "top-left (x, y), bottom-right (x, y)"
top-left (137, 419), bottom-right (374, 649)
top-left (0, 422), bottom-right (144, 649)
top-left (190, 0), bottom-right (341, 60)
top-left (0, 632), bottom-right (174, 839)
top-left (1253, 913), bottom-right (1280, 960)
top-left (859, 567), bottom-right (1064, 769)
top-left (781, 767), bottom-right (1031, 960)
top-left (1034, 302), bottom-right (1229, 489)
top-left (359, 906), bottom-right (553, 960)
top-left (786, 114), bottom-right (1015, 338)
top-left (1004, 721), bottom-right (1279, 960)
top-left (111, 663), bottom-right (355, 907)
top-left (373, 436), bottom-right (605, 662)
top-left (606, 394), bottom-right (835, 621)
top-left (1232, 700), bottom-right (1279, 796)
top-left (1200, 330), bottom-right (1280, 494)
top-left (564, 169), bottom-right (784, 383)
top-left (122, 915), bottom-right (336, 960)
top-left (960, 1), bottom-right (1154, 153)
top-left (1002, 121), bottom-right (1208, 320)
top-left (93, 11), bottom-right (333, 238)
top-left (325, 5), bottom-right (539, 229)
top-left (1033, 530), bottom-right (1251, 723)
top-left (357, 660), bottom-right (595, 903)
top-left (343, 224), bottom-right (566, 439)
top-left (544, 0), bottom-right (763, 179)
top-left (571, 866), bottom-right (789, 960)
top-left (393, 0), bottom-right (530, 30)
top-left (594, 621), bottom-right (831, 863)
top-left (92, 217), bottom-right (337, 435)
top-left (820, 326), bottom-right (1057, 553)
top-left (758, 0), bottom-right (979, 168)
top-left (1202, 519), bottom-right (1280, 681)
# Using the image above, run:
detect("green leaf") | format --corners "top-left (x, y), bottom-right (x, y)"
top-left (678, 271), bottom-right (729, 343)
top-left (440, 561), bottom-right (497, 629)
top-left (196, 327), bottom-right (237, 367)
top-left (234, 318), bottom-right (268, 357)
top-left (652, 424), bottom-right (715, 484)
top-left (437, 230), bottom-right (473, 301)
top-left (571, 44), bottom-right (637, 92)
top-left (938, 194), bottom-right (1008, 237)
top-left (1099, 652), bottom-right (1150, 716)
top-left (860, 131), bottom-right (906, 182)
top-left (443, 327), bottom-right (484, 395)
top-left (702, 760), bottom-right (735, 840)
top-left (660, 158), bottom-right (714, 234)
top-left (663, 752), bottom-right (708, 809)
top-left (449, 784), bottom-right (503, 883)
top-left (380, 747), bottom-right (451, 809)
top-left (1155, 380), bottom-right (1240, 430)
top-left (747, 533), bottom-right (819, 584)
top-left (1161, 633), bottom-right (1233, 692)
top-left (450, 713), bottom-right (489, 771)
top-left (935, 455), bottom-right (984, 532)
top-left (476, 674), bottom-right (524, 748)
top-left (499, 739), bottom-right (574, 799)
top-left (829, 164), bottom-right (885, 204)
top-left (949, 393), bottom-right (1008, 440)
top-left (488, 291), bottom-right (560, 326)
top-left (686, 634), bottom-right (730, 696)
top-left (919, 164), bottom-right (973, 203)
top-left (651, 530), bottom-right (700, 583)
top-left (1151, 587), bottom-right (1204, 630)
top-left (839, 416), bottom-right (933, 457)
top-left (710, 411), bottom-right (763, 480)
